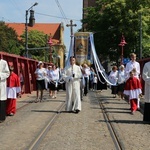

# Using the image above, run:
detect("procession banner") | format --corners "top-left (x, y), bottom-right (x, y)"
top-left (74, 32), bottom-right (93, 65)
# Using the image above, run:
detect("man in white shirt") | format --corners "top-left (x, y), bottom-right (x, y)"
top-left (125, 53), bottom-right (140, 80)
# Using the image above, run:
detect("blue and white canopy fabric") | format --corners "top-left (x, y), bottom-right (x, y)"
top-left (65, 35), bottom-right (75, 67)
top-left (64, 32), bottom-right (114, 86)
top-left (89, 33), bottom-right (114, 85)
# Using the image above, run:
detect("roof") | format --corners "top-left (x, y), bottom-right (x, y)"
top-left (6, 23), bottom-right (61, 44)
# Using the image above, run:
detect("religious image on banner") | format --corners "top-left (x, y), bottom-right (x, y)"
top-left (74, 32), bottom-right (92, 65)
top-left (76, 40), bottom-right (87, 54)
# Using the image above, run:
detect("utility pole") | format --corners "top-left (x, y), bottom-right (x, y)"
top-left (66, 20), bottom-right (77, 56)
top-left (47, 34), bottom-right (53, 63)
top-left (139, 13), bottom-right (142, 59)
top-left (25, 2), bottom-right (38, 58)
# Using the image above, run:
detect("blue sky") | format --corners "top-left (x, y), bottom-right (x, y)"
top-left (0, 0), bottom-right (83, 52)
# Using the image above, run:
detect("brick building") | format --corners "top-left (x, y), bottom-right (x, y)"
top-left (83, 0), bottom-right (96, 31)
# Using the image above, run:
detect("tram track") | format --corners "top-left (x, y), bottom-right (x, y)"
top-left (17, 102), bottom-right (31, 111)
top-left (16, 92), bottom-right (134, 150)
top-left (26, 101), bottom-right (66, 150)
top-left (16, 93), bottom-right (37, 111)
top-left (5, 90), bottom-right (127, 149)
top-left (96, 93), bottom-right (125, 150)
top-left (17, 92), bottom-right (56, 112)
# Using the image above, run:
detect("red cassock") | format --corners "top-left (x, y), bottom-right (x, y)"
top-left (124, 77), bottom-right (142, 112)
top-left (6, 72), bottom-right (21, 115)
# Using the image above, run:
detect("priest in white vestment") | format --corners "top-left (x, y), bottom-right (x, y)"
top-left (62, 56), bottom-right (82, 113)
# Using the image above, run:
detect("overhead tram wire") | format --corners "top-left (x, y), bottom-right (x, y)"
top-left (8, 0), bottom-right (24, 18)
top-left (8, 0), bottom-right (80, 23)
top-left (0, 17), bottom-right (12, 22)
top-left (55, 0), bottom-right (69, 24)
top-left (35, 12), bottom-right (80, 22)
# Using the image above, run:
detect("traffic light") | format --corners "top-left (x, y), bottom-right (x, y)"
top-left (28, 10), bottom-right (35, 27)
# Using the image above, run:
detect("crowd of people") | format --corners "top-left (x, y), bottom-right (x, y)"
top-left (0, 56), bottom-right (107, 123)
top-left (1, 52), bottom-right (150, 123)
top-left (34, 61), bottom-right (61, 102)
top-left (108, 53), bottom-right (147, 116)
top-left (33, 57), bottom-right (102, 114)
top-left (33, 53), bottom-right (149, 118)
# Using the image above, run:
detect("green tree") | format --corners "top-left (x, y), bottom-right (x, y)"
top-left (0, 21), bottom-right (21, 54)
top-left (21, 30), bottom-right (48, 61)
top-left (82, 0), bottom-right (150, 62)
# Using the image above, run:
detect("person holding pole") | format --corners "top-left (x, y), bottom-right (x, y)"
top-left (62, 56), bottom-right (82, 113)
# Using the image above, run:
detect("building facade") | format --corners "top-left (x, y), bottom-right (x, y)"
top-left (6, 22), bottom-right (65, 69)
top-left (83, 0), bottom-right (96, 31)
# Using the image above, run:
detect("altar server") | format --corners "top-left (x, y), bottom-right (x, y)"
top-left (6, 66), bottom-right (21, 116)
top-left (125, 53), bottom-right (141, 109)
top-left (124, 71), bottom-right (142, 114)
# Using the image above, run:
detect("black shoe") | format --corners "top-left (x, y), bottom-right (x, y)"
top-left (75, 110), bottom-right (80, 114)
top-left (0, 120), bottom-right (5, 123)
top-left (137, 108), bottom-right (140, 111)
top-left (68, 111), bottom-right (73, 113)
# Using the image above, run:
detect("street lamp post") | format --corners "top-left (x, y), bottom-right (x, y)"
top-left (25, 2), bottom-right (38, 58)
top-left (139, 12), bottom-right (142, 59)
top-left (47, 35), bottom-right (53, 63)
top-left (118, 34), bottom-right (127, 65)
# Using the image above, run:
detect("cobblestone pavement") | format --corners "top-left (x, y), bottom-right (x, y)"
top-left (37, 89), bottom-right (150, 150)
top-left (97, 89), bottom-right (150, 150)
top-left (0, 91), bottom-right (65, 150)
top-left (38, 90), bottom-right (115, 150)
top-left (0, 89), bottom-right (150, 150)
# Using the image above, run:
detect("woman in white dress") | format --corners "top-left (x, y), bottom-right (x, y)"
top-left (108, 66), bottom-right (118, 98)
top-left (49, 65), bottom-right (59, 98)
top-left (117, 65), bottom-right (126, 100)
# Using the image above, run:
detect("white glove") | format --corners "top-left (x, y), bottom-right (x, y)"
top-left (69, 77), bottom-right (74, 82)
